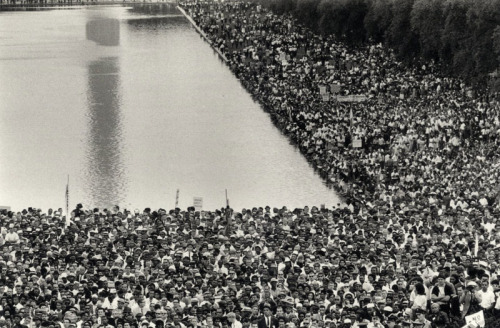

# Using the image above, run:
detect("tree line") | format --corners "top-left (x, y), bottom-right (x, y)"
top-left (259, 0), bottom-right (500, 86)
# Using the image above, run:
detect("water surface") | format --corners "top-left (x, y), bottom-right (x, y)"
top-left (0, 5), bottom-right (340, 211)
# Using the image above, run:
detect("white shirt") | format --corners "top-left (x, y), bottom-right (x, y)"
top-left (494, 290), bottom-right (500, 310)
top-left (101, 297), bottom-right (119, 310)
top-left (4, 232), bottom-right (20, 243)
top-left (477, 289), bottom-right (496, 309)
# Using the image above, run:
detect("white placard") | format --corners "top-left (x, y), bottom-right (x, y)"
top-left (465, 310), bottom-right (485, 328)
top-left (193, 197), bottom-right (203, 211)
top-left (353, 139), bottom-right (362, 148)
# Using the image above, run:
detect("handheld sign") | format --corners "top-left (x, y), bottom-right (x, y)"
top-left (330, 83), bottom-right (341, 94)
top-left (193, 197), bottom-right (203, 212)
top-left (353, 139), bottom-right (362, 148)
top-left (319, 85), bottom-right (327, 95)
top-left (354, 95), bottom-right (367, 102)
top-left (336, 95), bottom-right (351, 102)
top-left (465, 310), bottom-right (485, 327)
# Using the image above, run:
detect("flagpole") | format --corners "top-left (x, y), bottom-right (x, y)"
top-left (474, 233), bottom-right (479, 257)
top-left (349, 105), bottom-right (353, 135)
top-left (65, 175), bottom-right (69, 225)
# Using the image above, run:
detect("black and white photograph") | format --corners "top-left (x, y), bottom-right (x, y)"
top-left (1, 0), bottom-right (500, 327)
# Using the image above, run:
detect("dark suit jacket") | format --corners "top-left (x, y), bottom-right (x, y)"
top-left (257, 316), bottom-right (279, 328)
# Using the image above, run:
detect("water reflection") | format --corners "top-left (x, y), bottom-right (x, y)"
top-left (85, 18), bottom-right (126, 208)
top-left (85, 57), bottom-right (126, 208)
top-left (86, 18), bottom-right (120, 46)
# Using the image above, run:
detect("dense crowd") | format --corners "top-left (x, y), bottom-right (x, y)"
top-left (178, 0), bottom-right (500, 326)
top-left (2, 201), bottom-right (499, 328)
top-left (2, 0), bottom-right (500, 327)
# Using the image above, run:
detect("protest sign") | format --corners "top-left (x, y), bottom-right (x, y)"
top-left (193, 197), bottom-right (203, 211)
top-left (354, 95), bottom-right (367, 102)
top-left (465, 310), bottom-right (485, 327)
top-left (336, 95), bottom-right (367, 103)
top-left (353, 139), bottom-right (362, 148)
top-left (331, 83), bottom-right (341, 94)
top-left (336, 95), bottom-right (351, 102)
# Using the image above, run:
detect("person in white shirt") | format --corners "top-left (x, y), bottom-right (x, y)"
top-left (4, 227), bottom-right (20, 244)
top-left (476, 280), bottom-right (495, 312)
top-left (101, 289), bottom-right (119, 310)
top-left (131, 298), bottom-right (150, 316)
top-left (226, 312), bottom-right (243, 328)
top-left (491, 279), bottom-right (500, 314)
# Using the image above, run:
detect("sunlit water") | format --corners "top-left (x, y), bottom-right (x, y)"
top-left (0, 5), bottom-right (340, 212)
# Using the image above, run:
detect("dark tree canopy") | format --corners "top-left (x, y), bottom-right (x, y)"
top-left (261, 0), bottom-right (500, 85)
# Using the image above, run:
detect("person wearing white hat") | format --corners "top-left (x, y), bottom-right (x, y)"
top-left (460, 281), bottom-right (481, 318)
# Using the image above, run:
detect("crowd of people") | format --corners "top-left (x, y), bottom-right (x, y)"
top-left (2, 0), bottom-right (500, 327)
top-left (180, 0), bottom-right (500, 326)
top-left (3, 200), bottom-right (500, 328)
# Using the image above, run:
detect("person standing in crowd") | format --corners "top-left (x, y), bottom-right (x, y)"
top-left (227, 312), bottom-right (242, 328)
top-left (428, 302), bottom-right (449, 328)
top-left (476, 279), bottom-right (496, 317)
top-left (4, 225), bottom-right (20, 244)
top-left (258, 304), bottom-right (278, 328)
top-left (430, 275), bottom-right (453, 313)
top-left (460, 282), bottom-right (482, 319)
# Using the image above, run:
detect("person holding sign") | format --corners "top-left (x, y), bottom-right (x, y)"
top-left (461, 281), bottom-right (482, 319)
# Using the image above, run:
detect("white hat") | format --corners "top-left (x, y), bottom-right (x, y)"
top-left (466, 281), bottom-right (478, 288)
